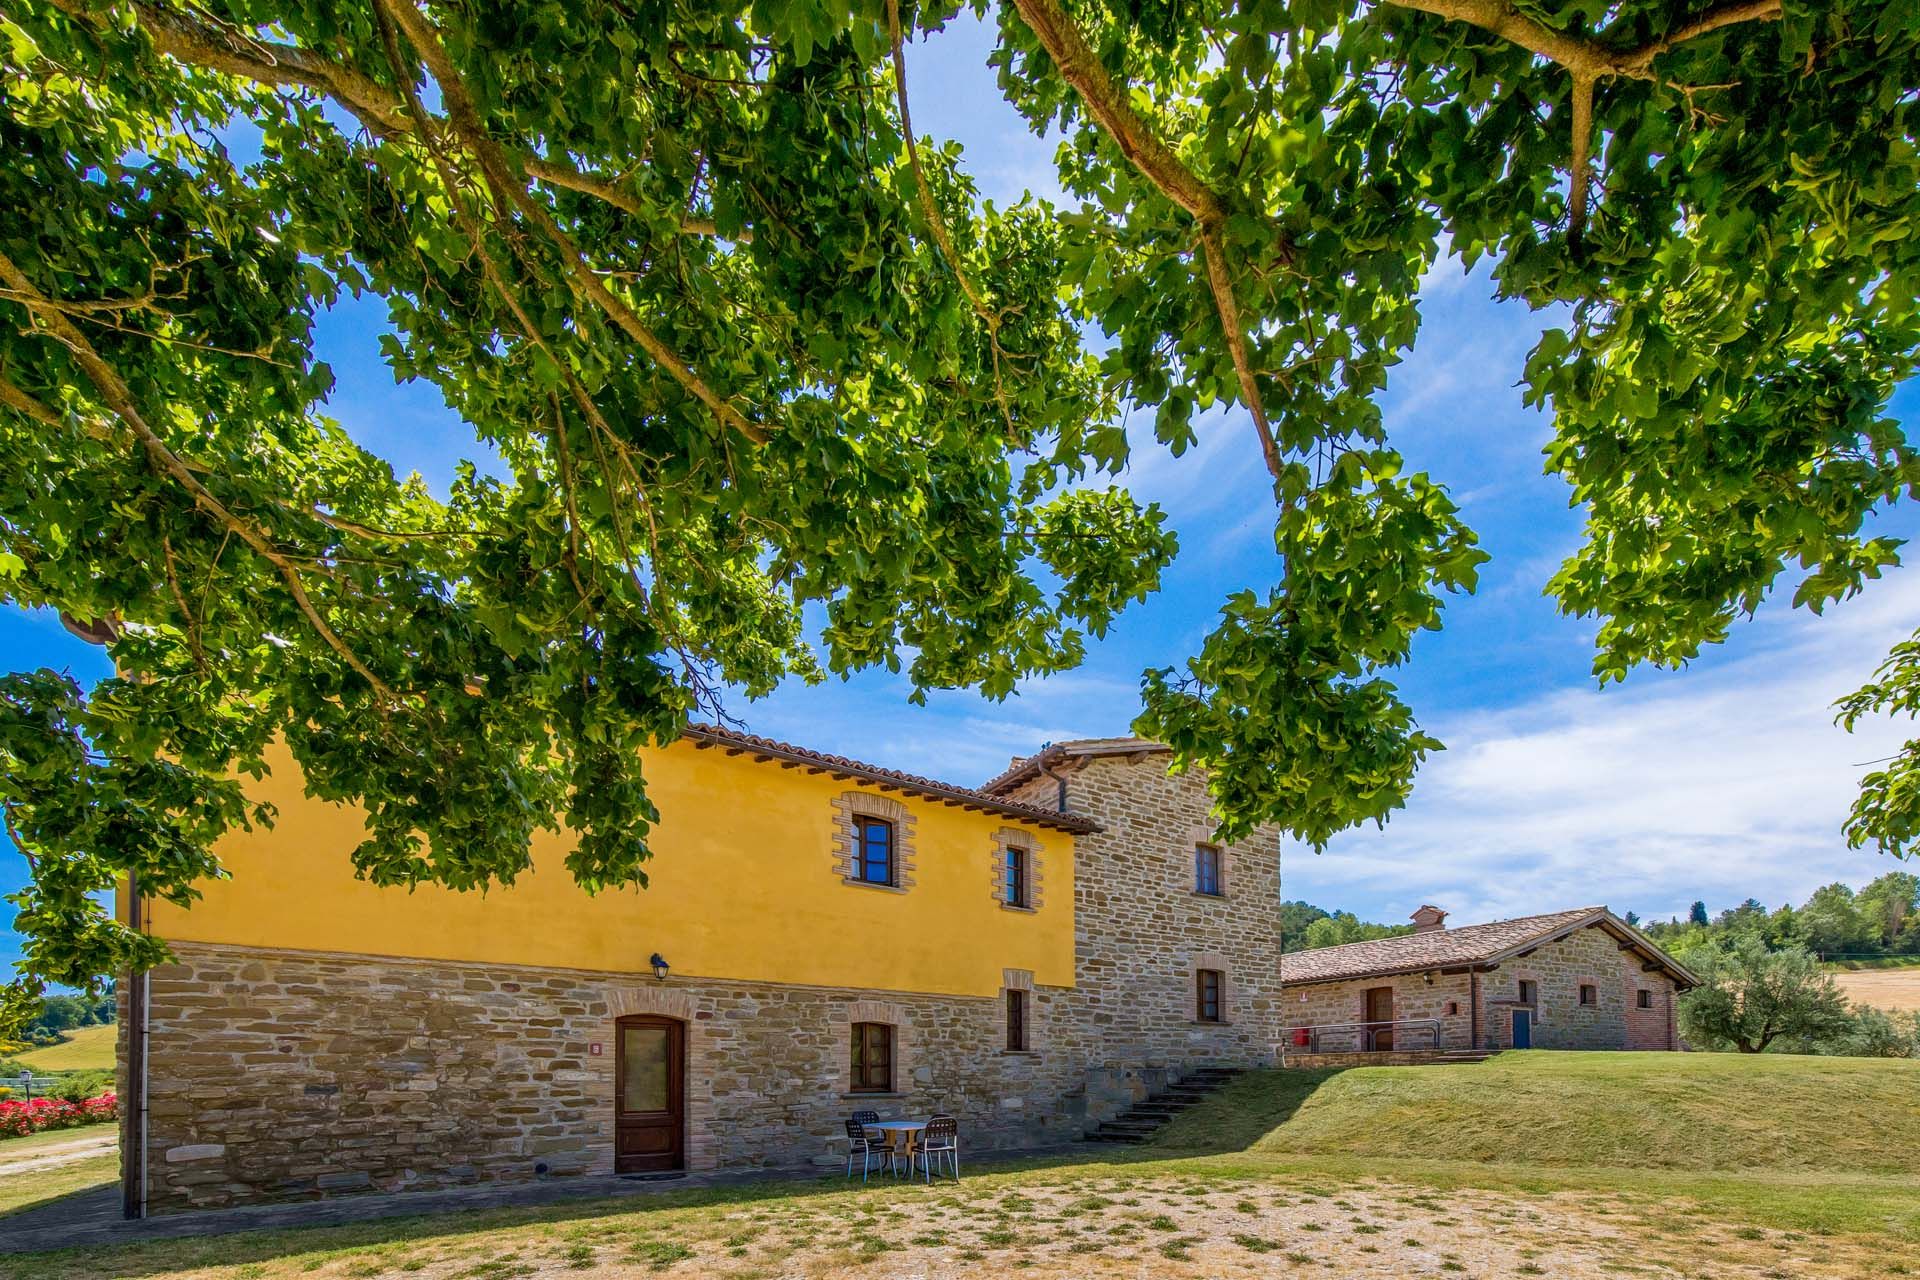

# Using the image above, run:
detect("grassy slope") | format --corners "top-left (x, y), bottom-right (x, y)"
top-left (11, 1024), bottom-right (117, 1073)
top-left (1155, 1052), bottom-right (1920, 1176)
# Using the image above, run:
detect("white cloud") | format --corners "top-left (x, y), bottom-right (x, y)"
top-left (1292, 571), bottom-right (1920, 928)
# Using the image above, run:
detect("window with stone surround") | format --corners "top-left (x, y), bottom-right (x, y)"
top-left (1637, 989), bottom-right (1654, 1010)
top-left (1579, 983), bottom-right (1597, 1006)
top-left (990, 828), bottom-right (1044, 911)
top-left (1194, 844), bottom-right (1223, 896)
top-left (832, 792), bottom-right (917, 891)
top-left (1006, 988), bottom-right (1028, 1051)
top-left (1518, 979), bottom-right (1537, 1006)
top-left (1196, 969), bottom-right (1223, 1022)
top-left (854, 816), bottom-right (895, 886)
top-left (850, 1022), bottom-right (894, 1093)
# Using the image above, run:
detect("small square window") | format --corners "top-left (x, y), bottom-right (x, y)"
top-left (1195, 968), bottom-right (1223, 1023)
top-left (1518, 979), bottom-right (1537, 1006)
top-left (1004, 846), bottom-right (1030, 908)
top-left (853, 816), bottom-right (895, 886)
top-left (1579, 984), bottom-right (1597, 1006)
top-left (1006, 989), bottom-right (1028, 1051)
top-left (1444, 1000), bottom-right (1460, 1016)
top-left (1637, 989), bottom-right (1654, 1010)
top-left (1194, 845), bottom-right (1223, 896)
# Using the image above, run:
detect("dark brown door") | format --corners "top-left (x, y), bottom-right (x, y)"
top-left (615, 1015), bottom-right (684, 1173)
top-left (1364, 986), bottom-right (1394, 1051)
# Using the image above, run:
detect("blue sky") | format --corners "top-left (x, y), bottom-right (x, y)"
top-left (5, 14), bottom-right (1918, 976)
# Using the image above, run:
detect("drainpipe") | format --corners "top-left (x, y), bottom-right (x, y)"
top-left (123, 870), bottom-right (149, 1220)
top-left (1036, 755), bottom-right (1070, 813)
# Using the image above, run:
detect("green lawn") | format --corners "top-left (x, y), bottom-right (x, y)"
top-left (1157, 1050), bottom-right (1920, 1174)
top-left (0, 1052), bottom-right (1914, 1279)
top-left (10, 1024), bottom-right (117, 1073)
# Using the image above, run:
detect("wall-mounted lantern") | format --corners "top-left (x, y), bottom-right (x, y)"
top-left (649, 953), bottom-right (671, 982)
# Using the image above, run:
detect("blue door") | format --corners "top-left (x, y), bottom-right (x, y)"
top-left (1511, 1009), bottom-right (1532, 1049)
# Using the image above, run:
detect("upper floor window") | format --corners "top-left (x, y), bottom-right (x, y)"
top-left (1195, 968), bottom-right (1223, 1023)
top-left (854, 816), bottom-right (895, 886)
top-left (1004, 845), bottom-right (1030, 908)
top-left (1194, 845), bottom-right (1223, 896)
top-left (1637, 989), bottom-right (1654, 1010)
top-left (1006, 989), bottom-right (1028, 1051)
top-left (1579, 984), bottom-right (1597, 1006)
top-left (851, 1021), bottom-right (894, 1093)
top-left (1518, 979), bottom-right (1537, 1006)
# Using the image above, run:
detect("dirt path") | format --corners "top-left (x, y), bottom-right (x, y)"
top-left (0, 1133), bottom-right (117, 1178)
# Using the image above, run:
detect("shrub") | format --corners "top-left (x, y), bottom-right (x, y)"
top-left (0, 1092), bottom-right (118, 1139)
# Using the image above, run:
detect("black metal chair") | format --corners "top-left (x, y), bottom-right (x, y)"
top-left (844, 1113), bottom-right (886, 1181)
top-left (914, 1113), bottom-right (959, 1182)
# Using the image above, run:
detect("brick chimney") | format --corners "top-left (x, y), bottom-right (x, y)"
top-left (1410, 904), bottom-right (1448, 934)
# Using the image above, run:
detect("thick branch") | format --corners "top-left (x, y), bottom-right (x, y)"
top-left (1008, 0), bottom-right (1280, 482)
top-left (1375, 0), bottom-right (1785, 81)
top-left (47, 0), bottom-right (723, 238)
top-left (0, 250), bottom-right (401, 706)
top-left (377, 0), bottom-right (767, 446)
top-left (1007, 0), bottom-right (1223, 224)
top-left (1568, 73), bottom-right (1595, 243)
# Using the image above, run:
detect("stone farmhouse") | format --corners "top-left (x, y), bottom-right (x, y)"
top-left (116, 733), bottom-right (1287, 1216)
top-left (1279, 905), bottom-right (1698, 1063)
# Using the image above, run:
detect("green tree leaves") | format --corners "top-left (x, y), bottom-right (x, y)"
top-left (1, 0), bottom-right (1917, 1025)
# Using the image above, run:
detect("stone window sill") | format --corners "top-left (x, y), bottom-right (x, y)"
top-left (1190, 1019), bottom-right (1232, 1027)
top-left (841, 877), bottom-right (909, 894)
top-left (999, 903), bottom-right (1038, 914)
top-left (1189, 890), bottom-right (1227, 901)
top-left (999, 1049), bottom-right (1040, 1058)
top-left (842, 1091), bottom-right (906, 1100)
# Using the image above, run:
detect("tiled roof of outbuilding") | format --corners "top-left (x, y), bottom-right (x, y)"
top-left (682, 724), bottom-right (1100, 833)
top-left (1281, 906), bottom-right (1698, 989)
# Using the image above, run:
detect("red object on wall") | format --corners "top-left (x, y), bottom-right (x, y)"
top-left (1292, 1026), bottom-right (1310, 1047)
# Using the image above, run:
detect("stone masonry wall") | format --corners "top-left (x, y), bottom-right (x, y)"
top-left (1280, 970), bottom-right (1477, 1052)
top-left (1006, 756), bottom-right (1288, 1119)
top-left (1280, 924), bottom-right (1685, 1056)
top-left (134, 943), bottom-right (1086, 1215)
top-left (1479, 924), bottom-right (1647, 1051)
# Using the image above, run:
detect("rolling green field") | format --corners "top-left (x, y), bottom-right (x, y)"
top-left (2, 1052), bottom-right (1915, 1279)
top-left (9, 1024), bottom-right (117, 1074)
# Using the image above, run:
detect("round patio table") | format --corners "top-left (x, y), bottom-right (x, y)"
top-left (863, 1118), bottom-right (932, 1177)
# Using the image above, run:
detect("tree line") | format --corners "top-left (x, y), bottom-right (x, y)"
top-left (1642, 873), bottom-right (1920, 960)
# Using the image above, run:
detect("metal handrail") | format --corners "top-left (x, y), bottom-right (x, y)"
top-left (1284, 1017), bottom-right (1442, 1056)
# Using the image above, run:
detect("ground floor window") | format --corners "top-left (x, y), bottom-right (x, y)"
top-left (851, 1022), bottom-right (894, 1092)
top-left (1006, 989), bottom-right (1028, 1051)
top-left (1195, 968), bottom-right (1223, 1023)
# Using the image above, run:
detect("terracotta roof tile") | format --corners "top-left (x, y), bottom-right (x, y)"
top-left (982, 737), bottom-right (1168, 794)
top-left (1281, 907), bottom-right (1610, 984)
top-left (681, 724), bottom-right (1099, 833)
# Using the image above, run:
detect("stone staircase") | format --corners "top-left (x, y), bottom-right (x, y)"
top-left (1082, 1066), bottom-right (1243, 1145)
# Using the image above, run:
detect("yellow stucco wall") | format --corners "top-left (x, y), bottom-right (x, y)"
top-left (135, 739), bottom-right (1075, 998)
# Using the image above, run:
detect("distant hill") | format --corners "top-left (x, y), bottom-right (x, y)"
top-left (12, 1023), bottom-right (117, 1073)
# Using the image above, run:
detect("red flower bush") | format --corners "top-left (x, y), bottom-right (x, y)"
top-left (0, 1093), bottom-right (118, 1139)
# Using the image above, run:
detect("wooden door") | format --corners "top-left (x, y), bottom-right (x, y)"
top-left (1511, 1009), bottom-right (1532, 1049)
top-left (1364, 986), bottom-right (1394, 1051)
top-left (615, 1015), bottom-right (684, 1173)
